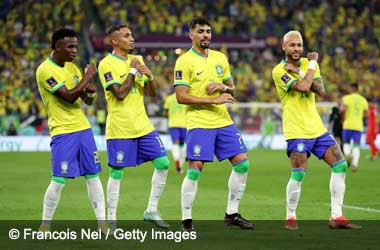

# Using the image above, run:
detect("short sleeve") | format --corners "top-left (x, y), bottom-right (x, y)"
top-left (98, 61), bottom-right (121, 90)
top-left (222, 54), bottom-right (232, 83)
top-left (173, 56), bottom-right (190, 87)
top-left (36, 67), bottom-right (65, 94)
top-left (272, 66), bottom-right (297, 92)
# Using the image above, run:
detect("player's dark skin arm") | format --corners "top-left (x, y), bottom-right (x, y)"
top-left (108, 58), bottom-right (140, 101)
top-left (79, 83), bottom-right (97, 105)
top-left (55, 64), bottom-right (97, 104)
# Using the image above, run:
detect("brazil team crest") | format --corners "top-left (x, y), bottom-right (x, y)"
top-left (73, 75), bottom-right (79, 84)
top-left (297, 143), bottom-right (305, 152)
top-left (60, 161), bottom-right (68, 174)
top-left (215, 65), bottom-right (223, 75)
top-left (116, 151), bottom-right (124, 164)
top-left (193, 145), bottom-right (201, 157)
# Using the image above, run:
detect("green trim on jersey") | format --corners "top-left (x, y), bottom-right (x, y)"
top-left (223, 75), bottom-right (232, 82)
top-left (105, 81), bottom-right (121, 90)
top-left (50, 82), bottom-right (65, 94)
top-left (109, 53), bottom-right (127, 62)
top-left (48, 56), bottom-right (63, 68)
top-left (285, 79), bottom-right (297, 92)
top-left (190, 48), bottom-right (207, 58)
top-left (174, 82), bottom-right (190, 86)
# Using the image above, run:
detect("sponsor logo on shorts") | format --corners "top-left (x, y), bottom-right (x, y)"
top-left (297, 143), bottom-right (305, 152)
top-left (60, 161), bottom-right (68, 174)
top-left (193, 144), bottom-right (201, 157)
top-left (116, 151), bottom-right (124, 164)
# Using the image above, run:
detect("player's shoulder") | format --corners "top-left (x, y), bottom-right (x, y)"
top-left (36, 58), bottom-right (50, 73)
top-left (272, 59), bottom-right (286, 74)
top-left (98, 53), bottom-right (112, 66)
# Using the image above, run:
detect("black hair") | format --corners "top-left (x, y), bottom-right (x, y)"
top-left (106, 24), bottom-right (128, 35)
top-left (349, 83), bottom-right (358, 90)
top-left (189, 17), bottom-right (211, 30)
top-left (51, 28), bottom-right (77, 50)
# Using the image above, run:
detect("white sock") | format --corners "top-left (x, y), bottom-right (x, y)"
top-left (181, 176), bottom-right (198, 220)
top-left (343, 143), bottom-right (351, 157)
top-left (179, 145), bottom-right (186, 168)
top-left (330, 172), bottom-right (346, 218)
top-left (86, 177), bottom-right (106, 221)
top-left (146, 169), bottom-right (168, 213)
top-left (172, 144), bottom-right (180, 163)
top-left (42, 181), bottom-right (65, 223)
top-left (286, 179), bottom-right (302, 219)
top-left (107, 177), bottom-right (121, 222)
top-left (227, 170), bottom-right (247, 215)
top-left (352, 146), bottom-right (360, 167)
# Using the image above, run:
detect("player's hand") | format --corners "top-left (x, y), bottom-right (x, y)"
top-left (284, 63), bottom-right (299, 74)
top-left (84, 64), bottom-right (97, 79)
top-left (307, 52), bottom-right (319, 61)
top-left (206, 82), bottom-right (224, 94)
top-left (85, 83), bottom-right (97, 93)
top-left (137, 64), bottom-right (153, 79)
top-left (214, 93), bottom-right (235, 104)
top-left (130, 58), bottom-right (140, 68)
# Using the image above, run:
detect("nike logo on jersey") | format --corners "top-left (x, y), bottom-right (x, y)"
top-left (196, 71), bottom-right (203, 76)
top-left (120, 74), bottom-right (126, 78)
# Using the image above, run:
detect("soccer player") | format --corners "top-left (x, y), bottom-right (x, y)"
top-left (366, 98), bottom-right (378, 160)
top-left (174, 17), bottom-right (255, 231)
top-left (36, 28), bottom-right (107, 231)
top-left (164, 92), bottom-right (187, 173)
top-left (272, 30), bottom-right (361, 230)
top-left (98, 25), bottom-right (170, 229)
top-left (341, 83), bottom-right (368, 171)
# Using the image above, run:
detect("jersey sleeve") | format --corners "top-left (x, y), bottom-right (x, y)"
top-left (222, 54), bottom-right (232, 83)
top-left (36, 66), bottom-right (65, 94)
top-left (272, 66), bottom-right (297, 92)
top-left (98, 61), bottom-right (122, 90)
top-left (173, 56), bottom-right (190, 87)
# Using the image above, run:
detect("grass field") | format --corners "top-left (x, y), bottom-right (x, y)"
top-left (0, 149), bottom-right (379, 221)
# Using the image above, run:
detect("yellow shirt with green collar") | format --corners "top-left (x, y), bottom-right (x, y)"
top-left (272, 57), bottom-right (327, 140)
top-left (164, 93), bottom-right (186, 128)
top-left (98, 53), bottom-right (154, 139)
top-left (36, 57), bottom-right (90, 136)
top-left (173, 48), bottom-right (233, 130)
top-left (342, 93), bottom-right (368, 131)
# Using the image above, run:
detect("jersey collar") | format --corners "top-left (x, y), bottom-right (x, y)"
top-left (282, 58), bottom-right (302, 67)
top-left (190, 47), bottom-right (208, 58)
top-left (109, 52), bottom-right (128, 62)
top-left (48, 56), bottom-right (64, 68)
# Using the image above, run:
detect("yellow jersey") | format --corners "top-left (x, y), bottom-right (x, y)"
top-left (272, 58), bottom-right (326, 139)
top-left (342, 93), bottom-right (368, 131)
top-left (164, 93), bottom-right (186, 128)
top-left (36, 57), bottom-right (90, 136)
top-left (98, 53), bottom-right (154, 139)
top-left (173, 48), bottom-right (233, 130)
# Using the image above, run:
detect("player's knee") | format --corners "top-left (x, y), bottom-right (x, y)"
top-left (51, 176), bottom-right (67, 184)
top-left (186, 168), bottom-right (201, 181)
top-left (232, 159), bottom-right (249, 173)
top-left (153, 156), bottom-right (170, 170)
top-left (331, 160), bottom-right (348, 173)
top-left (291, 169), bottom-right (306, 182)
top-left (109, 167), bottom-right (124, 180)
top-left (84, 173), bottom-right (99, 179)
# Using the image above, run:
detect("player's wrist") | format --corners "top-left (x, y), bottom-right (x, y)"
top-left (222, 84), bottom-right (234, 92)
top-left (129, 68), bottom-right (138, 75)
top-left (308, 60), bottom-right (317, 70)
top-left (298, 70), bottom-right (306, 78)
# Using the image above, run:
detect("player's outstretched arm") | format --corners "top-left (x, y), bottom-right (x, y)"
top-left (176, 85), bottom-right (234, 105)
top-left (55, 64), bottom-right (97, 104)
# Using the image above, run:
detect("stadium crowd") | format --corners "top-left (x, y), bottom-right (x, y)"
top-left (0, 0), bottom-right (379, 135)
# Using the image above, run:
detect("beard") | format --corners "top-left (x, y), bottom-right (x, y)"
top-left (286, 52), bottom-right (301, 61)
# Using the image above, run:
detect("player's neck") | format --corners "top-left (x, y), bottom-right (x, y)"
top-left (112, 49), bottom-right (128, 60)
top-left (50, 52), bottom-right (65, 67)
top-left (192, 46), bottom-right (208, 57)
top-left (285, 57), bottom-right (300, 67)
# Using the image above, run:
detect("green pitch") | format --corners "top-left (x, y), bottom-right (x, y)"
top-left (0, 149), bottom-right (379, 221)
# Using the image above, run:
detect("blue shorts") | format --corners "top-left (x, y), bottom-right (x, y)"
top-left (186, 124), bottom-right (247, 162)
top-left (342, 129), bottom-right (362, 144)
top-left (51, 129), bottom-right (101, 178)
top-left (169, 127), bottom-right (187, 144)
top-left (287, 132), bottom-right (337, 159)
top-left (107, 130), bottom-right (167, 168)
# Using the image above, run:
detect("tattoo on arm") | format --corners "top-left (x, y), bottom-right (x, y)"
top-left (310, 79), bottom-right (325, 96)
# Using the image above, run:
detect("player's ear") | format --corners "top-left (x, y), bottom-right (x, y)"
top-left (188, 30), bottom-right (193, 40)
